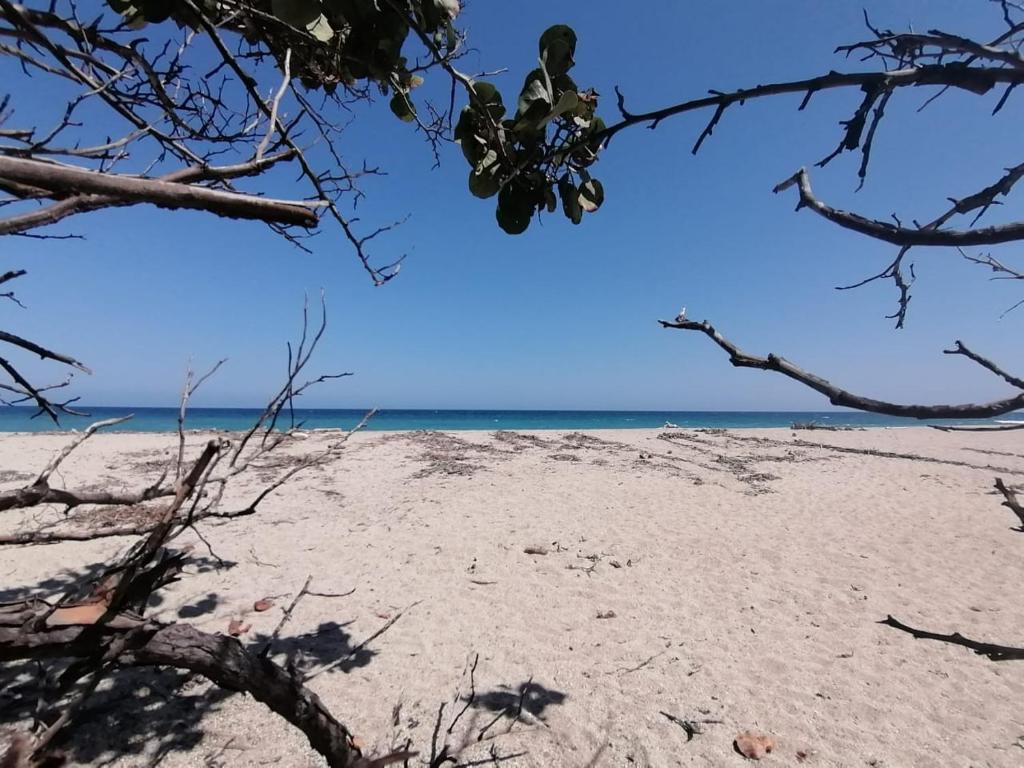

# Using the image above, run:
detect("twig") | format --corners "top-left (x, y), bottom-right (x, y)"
top-left (994, 477), bottom-right (1024, 530)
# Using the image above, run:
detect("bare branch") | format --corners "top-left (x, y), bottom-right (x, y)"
top-left (660, 317), bottom-right (1024, 419)
top-left (0, 327), bottom-right (90, 371)
top-left (0, 615), bottom-right (358, 767)
top-left (35, 415), bottom-right (132, 485)
top-left (774, 167), bottom-right (1024, 247)
top-left (944, 340), bottom-right (1024, 390)
top-left (994, 477), bottom-right (1024, 530)
top-left (0, 156), bottom-right (319, 233)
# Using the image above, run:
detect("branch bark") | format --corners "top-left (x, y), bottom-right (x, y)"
top-left (994, 477), bottom-right (1024, 530)
top-left (0, 156), bottom-right (318, 233)
top-left (0, 612), bottom-right (357, 766)
top-left (660, 317), bottom-right (1024, 419)
top-left (774, 168), bottom-right (1024, 247)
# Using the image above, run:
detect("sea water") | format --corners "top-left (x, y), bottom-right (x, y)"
top-left (0, 407), bottom-right (1017, 433)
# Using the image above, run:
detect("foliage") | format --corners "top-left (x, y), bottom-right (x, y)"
top-left (105, 0), bottom-right (458, 99)
top-left (101, 5), bottom-right (607, 237)
top-left (453, 24), bottom-right (606, 234)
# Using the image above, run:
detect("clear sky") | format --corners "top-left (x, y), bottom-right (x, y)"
top-left (6, 1), bottom-right (1022, 411)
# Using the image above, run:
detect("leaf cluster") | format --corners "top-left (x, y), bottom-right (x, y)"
top-left (453, 24), bottom-right (606, 234)
top-left (107, 0), bottom-right (459, 97)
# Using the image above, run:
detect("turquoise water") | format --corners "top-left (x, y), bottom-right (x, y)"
top-left (0, 406), bottom-right (1018, 432)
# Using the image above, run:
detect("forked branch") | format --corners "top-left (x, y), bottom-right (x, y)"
top-left (774, 168), bottom-right (1024, 247)
top-left (660, 317), bottom-right (1024, 419)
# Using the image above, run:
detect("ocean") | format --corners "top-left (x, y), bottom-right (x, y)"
top-left (0, 406), bottom-right (1018, 433)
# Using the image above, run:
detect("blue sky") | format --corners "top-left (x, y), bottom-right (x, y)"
top-left (6, 0), bottom-right (1022, 410)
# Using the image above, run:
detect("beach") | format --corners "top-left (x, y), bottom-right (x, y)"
top-left (2, 426), bottom-right (1023, 766)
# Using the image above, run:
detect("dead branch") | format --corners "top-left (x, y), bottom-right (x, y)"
top-left (176, 359), bottom-right (227, 478)
top-left (0, 476), bottom-right (172, 513)
top-left (994, 477), bottom-right (1024, 529)
top-left (0, 329), bottom-right (89, 372)
top-left (588, 64), bottom-right (1020, 154)
top-left (660, 317), bottom-right (1024, 419)
top-left (0, 157), bottom-right (319, 232)
top-left (0, 611), bottom-right (358, 767)
top-left (0, 506), bottom-right (255, 546)
top-left (774, 167), bottom-right (1024, 247)
top-left (930, 423), bottom-right (1024, 432)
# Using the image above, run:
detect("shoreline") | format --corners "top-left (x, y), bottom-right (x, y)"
top-left (0, 422), bottom-right (983, 437)
top-left (3, 406), bottom-right (1019, 437)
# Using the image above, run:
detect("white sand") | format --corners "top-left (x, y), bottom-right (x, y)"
top-left (2, 426), bottom-right (1023, 767)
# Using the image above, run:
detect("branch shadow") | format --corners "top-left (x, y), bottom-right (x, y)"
top-left (1, 660), bottom-right (233, 765)
top-left (255, 620), bottom-right (376, 674)
top-left (880, 615), bottom-right (1024, 661)
top-left (176, 592), bottom-right (221, 619)
top-left (0, 561), bottom-right (373, 764)
top-left (470, 680), bottom-right (567, 722)
top-left (0, 554), bottom-right (231, 607)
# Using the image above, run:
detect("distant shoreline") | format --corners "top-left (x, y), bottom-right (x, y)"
top-left (0, 405), bottom-right (1018, 434)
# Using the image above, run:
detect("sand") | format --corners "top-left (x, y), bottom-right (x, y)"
top-left (1, 426), bottom-right (1023, 767)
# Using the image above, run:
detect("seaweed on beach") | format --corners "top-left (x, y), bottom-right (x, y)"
top-left (398, 430), bottom-right (502, 479)
top-left (492, 430), bottom-right (558, 451)
top-left (0, 470), bottom-right (33, 484)
top-left (559, 432), bottom-right (630, 451)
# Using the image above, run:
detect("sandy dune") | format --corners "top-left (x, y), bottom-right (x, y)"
top-left (2, 426), bottom-right (1023, 767)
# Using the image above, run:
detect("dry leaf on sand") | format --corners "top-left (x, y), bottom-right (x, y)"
top-left (735, 731), bottom-right (775, 759)
top-left (253, 598), bottom-right (274, 612)
top-left (227, 618), bottom-right (250, 636)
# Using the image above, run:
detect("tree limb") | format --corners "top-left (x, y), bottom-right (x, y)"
top-left (660, 317), bottom-right (1024, 419)
top-left (994, 477), bottom-right (1024, 530)
top-left (0, 614), bottom-right (358, 767)
top-left (0, 156), bottom-right (318, 233)
top-left (774, 167), bottom-right (1024, 247)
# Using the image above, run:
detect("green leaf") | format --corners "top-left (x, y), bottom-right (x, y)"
top-left (578, 178), bottom-right (604, 213)
top-left (389, 92), bottom-right (416, 122)
top-left (539, 25), bottom-right (577, 76)
top-left (543, 185), bottom-right (557, 213)
top-left (272, 0), bottom-right (321, 29)
top-left (139, 0), bottom-right (173, 22)
top-left (471, 81), bottom-right (501, 106)
top-left (470, 81), bottom-right (506, 120)
top-left (459, 134), bottom-right (488, 166)
top-left (516, 69), bottom-right (551, 123)
top-left (558, 176), bottom-right (582, 225)
top-left (537, 89), bottom-right (578, 128)
top-left (453, 107), bottom-right (476, 142)
top-left (469, 167), bottom-right (500, 199)
top-left (551, 73), bottom-right (578, 96)
top-left (496, 184), bottom-right (533, 234)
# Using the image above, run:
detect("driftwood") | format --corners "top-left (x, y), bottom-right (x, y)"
top-left (0, 605), bottom-right (356, 766)
top-left (994, 477), bottom-right (1024, 530)
top-left (0, 303), bottom-right (392, 767)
